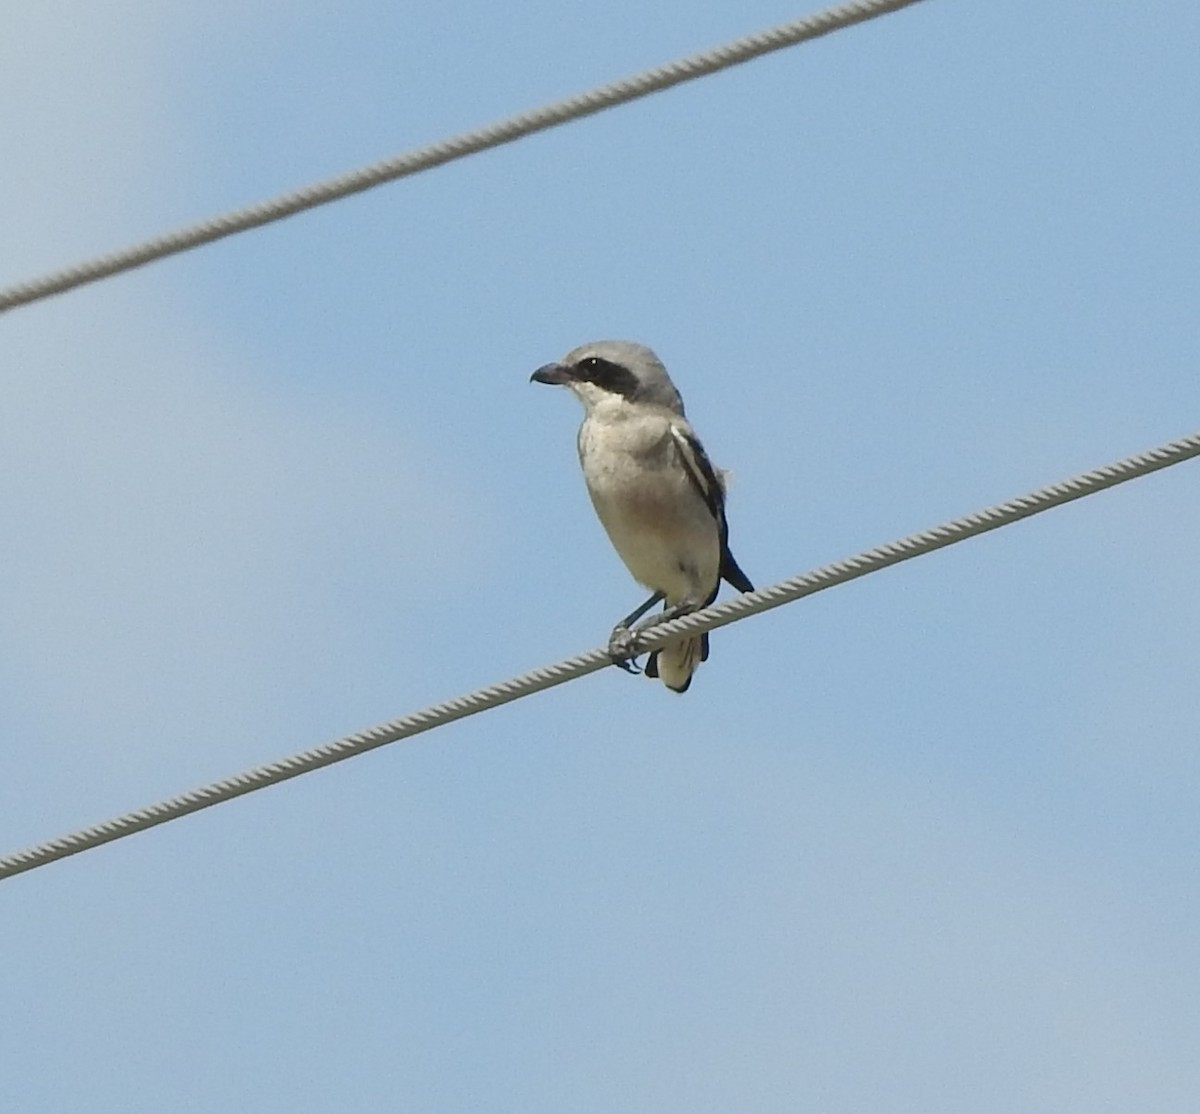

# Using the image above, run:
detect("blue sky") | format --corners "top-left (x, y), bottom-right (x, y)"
top-left (2, 1), bottom-right (1199, 1109)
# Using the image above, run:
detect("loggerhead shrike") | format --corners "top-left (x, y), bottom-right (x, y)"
top-left (531, 340), bottom-right (754, 693)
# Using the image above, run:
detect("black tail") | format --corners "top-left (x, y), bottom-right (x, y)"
top-left (720, 546), bottom-right (754, 594)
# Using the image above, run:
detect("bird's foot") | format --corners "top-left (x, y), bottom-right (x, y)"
top-left (608, 625), bottom-right (642, 674)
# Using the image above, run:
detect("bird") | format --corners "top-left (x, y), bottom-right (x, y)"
top-left (530, 340), bottom-right (753, 692)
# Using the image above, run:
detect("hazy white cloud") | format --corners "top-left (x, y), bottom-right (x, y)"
top-left (0, 2), bottom-right (469, 800)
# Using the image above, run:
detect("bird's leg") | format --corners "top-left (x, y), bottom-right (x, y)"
top-left (608, 592), bottom-right (712, 673)
top-left (632, 593), bottom-right (705, 631)
top-left (617, 592), bottom-right (665, 631)
top-left (608, 592), bottom-right (664, 671)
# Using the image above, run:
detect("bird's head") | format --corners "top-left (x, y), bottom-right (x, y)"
top-left (531, 340), bottom-right (684, 415)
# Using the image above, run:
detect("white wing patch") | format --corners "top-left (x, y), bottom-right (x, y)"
top-left (669, 423), bottom-right (723, 522)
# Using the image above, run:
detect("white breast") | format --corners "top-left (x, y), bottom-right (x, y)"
top-left (577, 404), bottom-right (721, 604)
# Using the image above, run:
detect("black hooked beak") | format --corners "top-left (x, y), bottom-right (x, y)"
top-left (530, 362), bottom-right (573, 386)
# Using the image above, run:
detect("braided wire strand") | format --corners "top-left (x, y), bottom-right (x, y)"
top-left (2, 428), bottom-right (1198, 882)
top-left (625, 430), bottom-right (1200, 649)
top-left (0, 0), bottom-right (929, 313)
top-left (0, 650), bottom-right (611, 880)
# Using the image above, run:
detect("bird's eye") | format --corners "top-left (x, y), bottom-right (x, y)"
top-left (573, 356), bottom-right (605, 381)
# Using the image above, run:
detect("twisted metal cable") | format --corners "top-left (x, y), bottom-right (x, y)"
top-left (621, 429), bottom-right (1200, 648)
top-left (0, 0), bottom-right (929, 314)
top-left (0, 651), bottom-right (612, 882)
top-left (2, 427), bottom-right (1198, 883)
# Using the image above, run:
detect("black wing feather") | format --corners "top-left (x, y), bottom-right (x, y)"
top-left (671, 426), bottom-right (754, 596)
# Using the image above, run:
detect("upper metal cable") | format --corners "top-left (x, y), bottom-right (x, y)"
top-left (0, 0), bottom-right (929, 314)
top-left (3, 427), bottom-right (1198, 883)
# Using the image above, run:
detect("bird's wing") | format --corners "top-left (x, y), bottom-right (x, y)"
top-left (670, 422), bottom-right (755, 595)
top-left (669, 423), bottom-right (725, 523)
